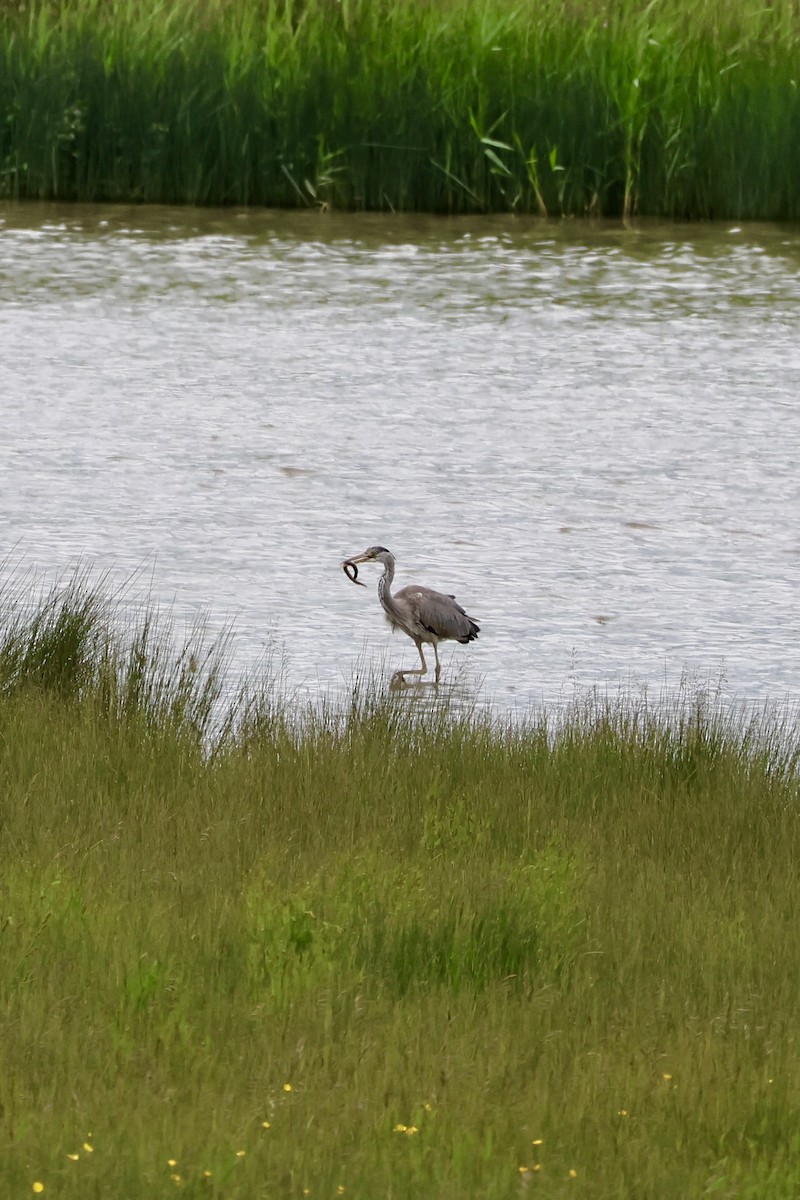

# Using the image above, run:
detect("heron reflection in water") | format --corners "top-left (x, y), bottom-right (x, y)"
top-left (342, 546), bottom-right (480, 686)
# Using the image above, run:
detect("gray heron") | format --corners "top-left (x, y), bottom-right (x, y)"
top-left (342, 546), bottom-right (480, 685)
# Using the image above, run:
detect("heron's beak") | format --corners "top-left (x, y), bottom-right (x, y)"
top-left (344, 551), bottom-right (372, 566)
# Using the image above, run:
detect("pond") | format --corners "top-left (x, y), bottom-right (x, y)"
top-left (3, 203), bottom-right (800, 713)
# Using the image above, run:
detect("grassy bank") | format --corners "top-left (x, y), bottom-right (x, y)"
top-left (2, 0), bottom-right (800, 218)
top-left (1, 576), bottom-right (800, 1198)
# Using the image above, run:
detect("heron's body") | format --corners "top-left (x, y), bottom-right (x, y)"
top-left (343, 546), bottom-right (479, 684)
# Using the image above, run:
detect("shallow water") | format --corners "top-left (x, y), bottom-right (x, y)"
top-left (3, 203), bottom-right (800, 712)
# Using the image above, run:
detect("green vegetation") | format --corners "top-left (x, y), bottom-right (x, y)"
top-left (2, 0), bottom-right (800, 217)
top-left (2, 576), bottom-right (800, 1198)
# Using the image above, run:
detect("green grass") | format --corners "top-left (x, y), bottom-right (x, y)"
top-left (2, 0), bottom-right (800, 216)
top-left (2, 575), bottom-right (800, 1197)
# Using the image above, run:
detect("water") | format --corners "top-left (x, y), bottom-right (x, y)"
top-left (3, 202), bottom-right (800, 713)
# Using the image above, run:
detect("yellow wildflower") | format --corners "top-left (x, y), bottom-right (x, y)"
top-left (283, 1083), bottom-right (293, 1093)
top-left (67, 1154), bottom-right (80, 1161)
top-left (568, 1169), bottom-right (578, 1178)
top-left (662, 1073), bottom-right (672, 1081)
top-left (532, 1138), bottom-right (544, 1146)
top-left (236, 1150), bottom-right (246, 1158)
top-left (394, 1124), bottom-right (407, 1133)
top-left (83, 1143), bottom-right (94, 1153)
top-left (32, 1186), bottom-right (45, 1195)
top-left (167, 1159), bottom-right (177, 1167)
top-left (262, 1121), bottom-right (272, 1130)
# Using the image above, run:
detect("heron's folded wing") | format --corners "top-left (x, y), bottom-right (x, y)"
top-left (394, 585), bottom-right (479, 641)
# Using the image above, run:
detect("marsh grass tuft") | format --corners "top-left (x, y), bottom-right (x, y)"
top-left (2, 576), bottom-right (800, 1196)
top-left (0, 570), bottom-right (105, 700)
top-left (2, 0), bottom-right (800, 216)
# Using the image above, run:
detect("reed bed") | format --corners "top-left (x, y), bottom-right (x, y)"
top-left (2, 574), bottom-right (800, 1198)
top-left (2, 0), bottom-right (800, 217)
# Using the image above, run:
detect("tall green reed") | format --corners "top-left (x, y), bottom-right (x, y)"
top-left (2, 0), bottom-right (800, 216)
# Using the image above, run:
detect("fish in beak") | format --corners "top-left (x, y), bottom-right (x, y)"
top-left (342, 554), bottom-right (369, 586)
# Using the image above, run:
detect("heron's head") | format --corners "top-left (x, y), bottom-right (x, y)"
top-left (346, 546), bottom-right (393, 567)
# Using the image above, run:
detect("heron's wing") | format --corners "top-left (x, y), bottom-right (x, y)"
top-left (394, 584), bottom-right (480, 643)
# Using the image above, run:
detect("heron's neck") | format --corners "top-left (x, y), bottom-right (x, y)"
top-left (377, 557), bottom-right (397, 614)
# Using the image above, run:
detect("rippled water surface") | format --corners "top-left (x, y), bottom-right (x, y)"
top-left (3, 203), bottom-right (800, 712)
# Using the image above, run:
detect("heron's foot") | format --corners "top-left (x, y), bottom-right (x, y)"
top-left (390, 672), bottom-right (416, 691)
top-left (390, 668), bottom-right (425, 690)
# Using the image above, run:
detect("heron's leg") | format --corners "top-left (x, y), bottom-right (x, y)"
top-left (392, 640), bottom-right (427, 684)
top-left (433, 642), bottom-right (442, 683)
